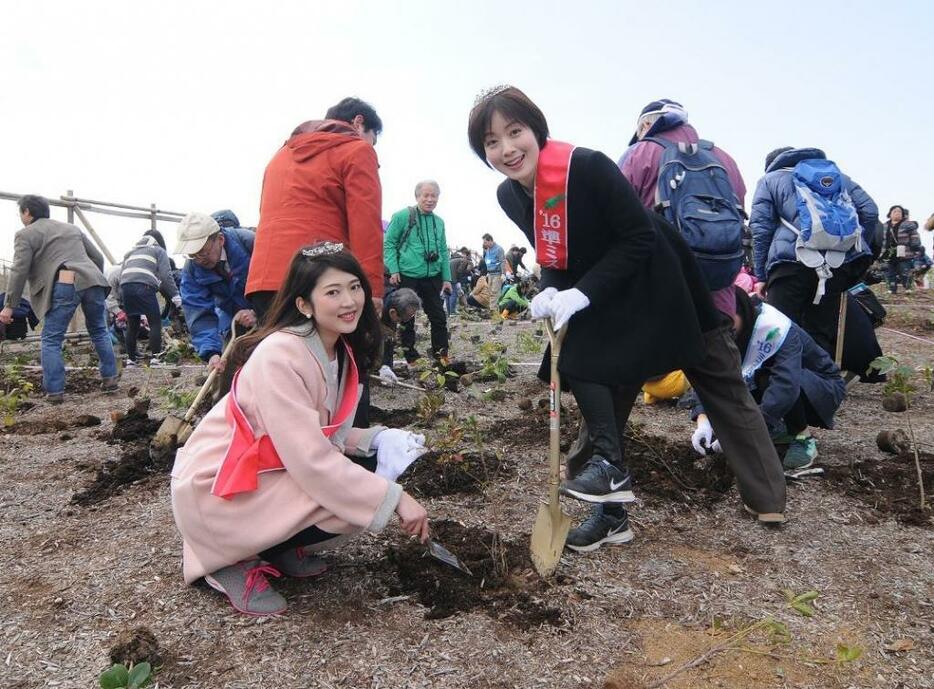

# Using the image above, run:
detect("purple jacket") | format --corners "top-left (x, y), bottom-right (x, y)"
top-left (618, 124), bottom-right (747, 210)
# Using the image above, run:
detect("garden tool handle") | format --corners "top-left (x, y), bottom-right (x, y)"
top-left (543, 319), bottom-right (569, 510)
top-left (182, 326), bottom-right (241, 423)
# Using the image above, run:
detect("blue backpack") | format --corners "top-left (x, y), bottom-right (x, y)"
top-left (779, 159), bottom-right (861, 304)
top-left (647, 137), bottom-right (745, 290)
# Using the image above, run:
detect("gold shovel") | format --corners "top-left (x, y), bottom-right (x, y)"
top-left (150, 328), bottom-right (239, 454)
top-left (530, 319), bottom-right (571, 578)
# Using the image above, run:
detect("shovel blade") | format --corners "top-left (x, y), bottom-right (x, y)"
top-left (151, 414), bottom-right (187, 452)
top-left (530, 501), bottom-right (572, 578)
top-left (427, 540), bottom-right (473, 576)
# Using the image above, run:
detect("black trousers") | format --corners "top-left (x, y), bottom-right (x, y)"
top-left (567, 326), bottom-right (786, 515)
top-left (122, 282), bottom-right (162, 361)
top-left (399, 275), bottom-right (449, 358)
top-left (766, 257), bottom-right (871, 355)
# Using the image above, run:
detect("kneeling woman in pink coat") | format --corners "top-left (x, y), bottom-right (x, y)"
top-left (171, 243), bottom-right (430, 616)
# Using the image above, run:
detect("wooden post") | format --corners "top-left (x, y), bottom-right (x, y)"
top-left (150, 203), bottom-right (157, 231)
top-left (66, 189), bottom-right (75, 224)
top-left (73, 206), bottom-right (117, 264)
top-left (835, 292), bottom-right (848, 369)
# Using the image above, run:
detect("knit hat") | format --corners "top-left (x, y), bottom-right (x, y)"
top-left (629, 99), bottom-right (688, 145)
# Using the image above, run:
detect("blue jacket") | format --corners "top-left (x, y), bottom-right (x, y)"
top-left (180, 227), bottom-right (255, 360)
top-left (749, 148), bottom-right (878, 281)
top-left (692, 318), bottom-right (845, 433)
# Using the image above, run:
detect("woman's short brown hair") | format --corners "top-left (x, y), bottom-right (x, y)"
top-left (467, 86), bottom-right (549, 166)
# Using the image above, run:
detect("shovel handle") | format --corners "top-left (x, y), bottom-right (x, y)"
top-left (542, 319), bottom-right (568, 506)
top-left (181, 326), bottom-right (241, 423)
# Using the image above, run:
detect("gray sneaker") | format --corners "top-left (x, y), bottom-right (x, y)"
top-left (47, 392), bottom-right (65, 405)
top-left (101, 376), bottom-right (119, 393)
top-left (267, 547), bottom-right (328, 578)
top-left (204, 559), bottom-right (287, 616)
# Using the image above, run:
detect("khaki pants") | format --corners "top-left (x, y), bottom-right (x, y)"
top-left (488, 274), bottom-right (503, 312)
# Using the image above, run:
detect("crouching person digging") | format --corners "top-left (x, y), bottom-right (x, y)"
top-left (171, 243), bottom-right (430, 616)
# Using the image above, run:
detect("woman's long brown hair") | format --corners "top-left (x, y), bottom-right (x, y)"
top-left (219, 246), bottom-right (382, 394)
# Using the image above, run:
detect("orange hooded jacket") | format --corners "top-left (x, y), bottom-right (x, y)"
top-left (247, 120), bottom-right (384, 297)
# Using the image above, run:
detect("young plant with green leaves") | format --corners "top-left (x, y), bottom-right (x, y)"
top-left (99, 662), bottom-right (152, 689)
top-left (869, 355), bottom-right (930, 510)
top-left (477, 341), bottom-right (511, 383)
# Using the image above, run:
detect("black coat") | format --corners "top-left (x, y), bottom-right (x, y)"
top-left (497, 147), bottom-right (722, 385)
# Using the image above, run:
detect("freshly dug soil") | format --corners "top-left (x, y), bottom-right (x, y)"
top-left (73, 403), bottom-right (167, 506)
top-left (109, 626), bottom-right (163, 667)
top-left (823, 450), bottom-right (933, 528)
top-left (400, 450), bottom-right (513, 498)
top-left (624, 426), bottom-right (735, 508)
top-left (386, 519), bottom-right (561, 628)
top-left (109, 406), bottom-right (161, 444)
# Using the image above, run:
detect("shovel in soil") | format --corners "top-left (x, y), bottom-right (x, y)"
top-left (150, 329), bottom-right (239, 456)
top-left (427, 540), bottom-right (473, 576)
top-left (530, 319), bottom-right (572, 578)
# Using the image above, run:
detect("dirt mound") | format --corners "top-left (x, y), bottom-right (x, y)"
top-left (386, 520), bottom-right (561, 628)
top-left (3, 414), bottom-right (100, 435)
top-left (73, 402), bottom-right (167, 506)
top-left (399, 450), bottom-right (513, 497)
top-left (109, 626), bottom-right (163, 667)
top-left (824, 451), bottom-right (933, 528)
top-left (110, 403), bottom-right (161, 443)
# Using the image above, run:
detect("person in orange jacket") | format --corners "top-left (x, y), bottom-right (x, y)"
top-left (247, 97), bottom-right (385, 319)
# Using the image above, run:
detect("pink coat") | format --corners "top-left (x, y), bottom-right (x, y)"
top-left (171, 327), bottom-right (396, 583)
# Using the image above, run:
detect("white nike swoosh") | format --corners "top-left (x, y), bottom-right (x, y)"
top-left (609, 478), bottom-right (628, 490)
top-left (607, 524), bottom-right (627, 536)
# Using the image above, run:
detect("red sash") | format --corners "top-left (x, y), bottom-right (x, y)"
top-left (533, 140), bottom-right (575, 270)
top-left (210, 339), bottom-right (360, 500)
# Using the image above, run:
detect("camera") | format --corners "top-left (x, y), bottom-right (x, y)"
top-left (424, 250), bottom-right (439, 262)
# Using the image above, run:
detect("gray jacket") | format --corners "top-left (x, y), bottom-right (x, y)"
top-left (119, 235), bottom-right (179, 299)
top-left (6, 218), bottom-right (108, 317)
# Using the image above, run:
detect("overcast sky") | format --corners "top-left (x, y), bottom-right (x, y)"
top-left (2, 0), bottom-right (932, 265)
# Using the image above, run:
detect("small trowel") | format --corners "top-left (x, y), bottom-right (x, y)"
top-left (426, 540), bottom-right (473, 576)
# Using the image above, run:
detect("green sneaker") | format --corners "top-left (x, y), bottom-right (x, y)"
top-left (783, 436), bottom-right (817, 470)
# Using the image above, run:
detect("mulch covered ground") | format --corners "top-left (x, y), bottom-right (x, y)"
top-left (0, 292), bottom-right (932, 688)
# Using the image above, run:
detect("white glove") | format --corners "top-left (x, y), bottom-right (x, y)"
top-left (530, 287), bottom-right (558, 319)
top-left (550, 288), bottom-right (590, 330)
top-left (691, 417), bottom-right (715, 456)
top-left (373, 429), bottom-right (428, 481)
top-left (710, 439), bottom-right (722, 454)
top-left (378, 364), bottom-right (399, 386)
top-left (171, 295), bottom-right (182, 308)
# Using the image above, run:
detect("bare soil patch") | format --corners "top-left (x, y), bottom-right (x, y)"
top-left (823, 450), bottom-right (934, 528)
top-left (385, 519), bottom-right (561, 628)
top-left (3, 413), bottom-right (100, 435)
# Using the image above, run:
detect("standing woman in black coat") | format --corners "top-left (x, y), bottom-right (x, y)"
top-left (468, 86), bottom-right (787, 551)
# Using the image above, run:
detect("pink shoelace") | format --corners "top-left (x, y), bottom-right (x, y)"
top-left (241, 563), bottom-right (282, 603)
top-left (295, 546), bottom-right (308, 561)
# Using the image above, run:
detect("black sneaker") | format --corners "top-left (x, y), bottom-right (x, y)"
top-left (559, 457), bottom-right (635, 503)
top-left (566, 504), bottom-right (634, 552)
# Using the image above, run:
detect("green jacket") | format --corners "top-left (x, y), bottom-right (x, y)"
top-left (383, 207), bottom-right (451, 281)
top-left (498, 284), bottom-right (529, 309)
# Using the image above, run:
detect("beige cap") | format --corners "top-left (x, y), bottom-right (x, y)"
top-left (175, 212), bottom-right (220, 255)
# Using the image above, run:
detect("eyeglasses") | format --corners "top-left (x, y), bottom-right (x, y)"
top-left (188, 234), bottom-right (219, 260)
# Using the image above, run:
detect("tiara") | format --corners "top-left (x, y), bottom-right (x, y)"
top-left (472, 84), bottom-right (513, 108)
top-left (301, 242), bottom-right (344, 258)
